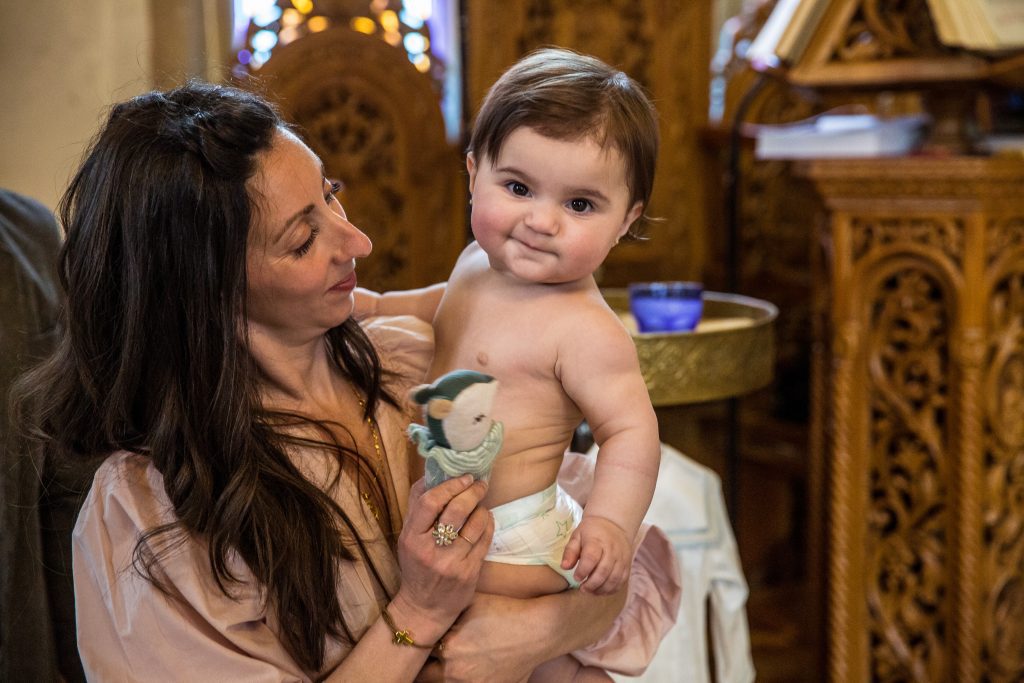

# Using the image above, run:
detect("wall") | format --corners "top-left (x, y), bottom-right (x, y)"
top-left (0, 0), bottom-right (153, 212)
top-left (0, 0), bottom-right (231, 213)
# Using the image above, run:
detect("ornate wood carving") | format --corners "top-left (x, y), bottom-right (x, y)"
top-left (466, 0), bottom-right (713, 284)
top-left (803, 157), bottom-right (1024, 682)
top-left (790, 0), bottom-right (994, 88)
top-left (982, 262), bottom-right (1024, 683)
top-left (865, 264), bottom-right (951, 682)
top-left (832, 0), bottom-right (949, 62)
top-left (248, 27), bottom-right (464, 290)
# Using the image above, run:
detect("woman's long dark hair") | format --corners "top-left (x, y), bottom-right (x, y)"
top-left (11, 82), bottom-right (397, 671)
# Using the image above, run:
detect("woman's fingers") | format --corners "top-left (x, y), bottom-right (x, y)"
top-left (455, 504), bottom-right (490, 545)
top-left (407, 474), bottom-right (481, 532)
top-left (437, 478), bottom-right (489, 529)
top-left (448, 504), bottom-right (494, 561)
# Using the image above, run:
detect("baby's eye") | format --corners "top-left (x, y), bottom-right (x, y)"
top-left (569, 198), bottom-right (593, 213)
top-left (506, 181), bottom-right (530, 197)
top-left (473, 414), bottom-right (485, 423)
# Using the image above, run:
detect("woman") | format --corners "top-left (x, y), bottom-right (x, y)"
top-left (12, 82), bottom-right (677, 681)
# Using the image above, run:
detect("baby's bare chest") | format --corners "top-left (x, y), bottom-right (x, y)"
top-left (433, 302), bottom-right (554, 378)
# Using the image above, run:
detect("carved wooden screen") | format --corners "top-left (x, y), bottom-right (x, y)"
top-left (465, 0), bottom-right (713, 285)
top-left (252, 27), bottom-right (465, 291)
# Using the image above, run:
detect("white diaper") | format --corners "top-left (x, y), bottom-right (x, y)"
top-left (485, 483), bottom-right (584, 588)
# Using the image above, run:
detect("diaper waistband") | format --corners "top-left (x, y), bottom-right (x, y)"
top-left (489, 483), bottom-right (559, 530)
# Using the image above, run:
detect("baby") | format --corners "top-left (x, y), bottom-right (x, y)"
top-left (359, 47), bottom-right (660, 603)
top-left (355, 48), bottom-right (663, 680)
top-left (432, 46), bottom-right (661, 604)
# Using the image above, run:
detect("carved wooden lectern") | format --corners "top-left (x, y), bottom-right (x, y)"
top-left (733, 1), bottom-right (1024, 681)
top-left (802, 156), bottom-right (1024, 682)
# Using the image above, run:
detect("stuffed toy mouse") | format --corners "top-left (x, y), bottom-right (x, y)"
top-left (407, 369), bottom-right (504, 489)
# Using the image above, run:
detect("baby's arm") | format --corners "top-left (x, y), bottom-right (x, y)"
top-left (353, 282), bottom-right (446, 323)
top-left (557, 305), bottom-right (660, 594)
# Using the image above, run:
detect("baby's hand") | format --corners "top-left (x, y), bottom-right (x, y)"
top-left (560, 515), bottom-right (632, 595)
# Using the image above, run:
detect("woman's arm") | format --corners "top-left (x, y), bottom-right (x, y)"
top-left (326, 475), bottom-right (495, 681)
top-left (354, 283), bottom-right (446, 323)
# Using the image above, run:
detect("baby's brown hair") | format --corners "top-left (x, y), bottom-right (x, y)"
top-left (468, 47), bottom-right (659, 237)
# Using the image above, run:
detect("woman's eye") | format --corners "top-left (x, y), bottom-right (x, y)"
top-left (294, 225), bottom-right (320, 257)
top-left (569, 198), bottom-right (592, 213)
top-left (507, 181), bottom-right (529, 197)
top-left (324, 179), bottom-right (342, 204)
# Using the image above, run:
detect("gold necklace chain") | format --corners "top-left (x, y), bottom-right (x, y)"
top-left (353, 388), bottom-right (383, 521)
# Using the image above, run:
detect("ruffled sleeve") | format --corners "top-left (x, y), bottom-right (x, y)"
top-left (558, 450), bottom-right (682, 676)
top-left (73, 453), bottom-right (320, 682)
top-left (360, 315), bottom-right (434, 396)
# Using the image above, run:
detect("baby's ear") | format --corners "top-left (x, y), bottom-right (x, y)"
top-left (427, 398), bottom-right (454, 419)
top-left (466, 152), bottom-right (478, 195)
top-left (619, 201), bottom-right (644, 239)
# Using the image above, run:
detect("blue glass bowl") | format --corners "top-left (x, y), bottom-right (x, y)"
top-left (628, 281), bottom-right (704, 333)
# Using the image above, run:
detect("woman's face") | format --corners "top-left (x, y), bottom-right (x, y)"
top-left (246, 129), bottom-right (372, 344)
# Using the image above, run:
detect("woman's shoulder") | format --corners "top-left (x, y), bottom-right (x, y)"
top-left (80, 451), bottom-right (174, 528)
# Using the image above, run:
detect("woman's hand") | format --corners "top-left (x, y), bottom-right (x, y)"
top-left (431, 585), bottom-right (627, 682)
top-left (429, 593), bottom-right (545, 682)
top-left (391, 475), bottom-right (495, 639)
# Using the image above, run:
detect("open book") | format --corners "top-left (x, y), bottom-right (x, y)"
top-left (746, 0), bottom-right (1024, 69)
top-left (925, 0), bottom-right (1024, 51)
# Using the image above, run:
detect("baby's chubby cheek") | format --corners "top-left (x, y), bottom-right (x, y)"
top-left (470, 203), bottom-right (507, 239)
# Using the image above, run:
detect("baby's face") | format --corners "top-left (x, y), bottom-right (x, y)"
top-left (467, 126), bottom-right (642, 285)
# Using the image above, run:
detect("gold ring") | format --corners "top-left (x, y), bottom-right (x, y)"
top-left (432, 522), bottom-right (458, 546)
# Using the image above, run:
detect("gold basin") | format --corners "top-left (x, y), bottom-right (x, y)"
top-left (603, 289), bottom-right (778, 406)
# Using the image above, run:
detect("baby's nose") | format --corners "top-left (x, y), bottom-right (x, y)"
top-left (525, 204), bottom-right (559, 235)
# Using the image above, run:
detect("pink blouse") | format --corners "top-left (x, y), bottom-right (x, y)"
top-left (72, 316), bottom-right (679, 681)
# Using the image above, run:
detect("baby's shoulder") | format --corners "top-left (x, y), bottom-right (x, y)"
top-left (550, 282), bottom-right (622, 324)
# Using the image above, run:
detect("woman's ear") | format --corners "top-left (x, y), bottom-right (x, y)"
top-left (466, 152), bottom-right (477, 195)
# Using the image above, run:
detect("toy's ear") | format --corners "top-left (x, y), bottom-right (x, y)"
top-left (409, 384), bottom-right (431, 404)
top-left (427, 398), bottom-right (454, 419)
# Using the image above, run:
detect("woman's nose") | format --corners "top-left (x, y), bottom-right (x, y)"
top-left (333, 217), bottom-right (373, 260)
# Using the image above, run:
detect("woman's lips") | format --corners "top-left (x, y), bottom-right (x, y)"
top-left (329, 272), bottom-right (357, 292)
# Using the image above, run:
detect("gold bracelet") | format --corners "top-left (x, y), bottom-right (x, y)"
top-left (380, 607), bottom-right (436, 649)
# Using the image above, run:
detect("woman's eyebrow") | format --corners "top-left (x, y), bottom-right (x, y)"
top-left (272, 165), bottom-right (328, 244)
top-left (274, 205), bottom-right (315, 244)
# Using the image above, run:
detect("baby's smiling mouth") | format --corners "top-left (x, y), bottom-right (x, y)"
top-left (511, 236), bottom-right (551, 255)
